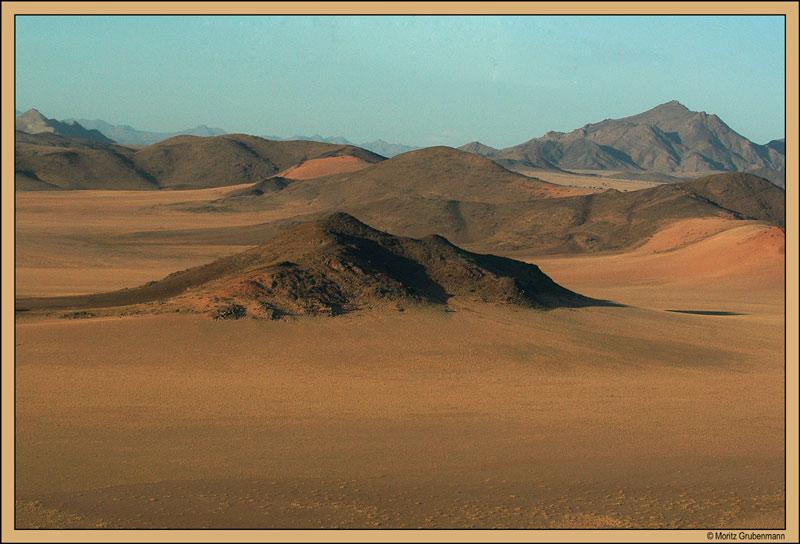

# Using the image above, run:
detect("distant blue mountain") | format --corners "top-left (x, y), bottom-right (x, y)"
top-left (263, 134), bottom-right (419, 158)
top-left (19, 108), bottom-right (419, 157)
top-left (16, 109), bottom-right (115, 143)
top-left (65, 118), bottom-right (228, 145)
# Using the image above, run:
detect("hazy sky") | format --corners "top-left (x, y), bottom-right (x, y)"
top-left (15, 15), bottom-right (785, 147)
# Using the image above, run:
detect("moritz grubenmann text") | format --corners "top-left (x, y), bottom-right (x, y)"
top-left (708, 531), bottom-right (785, 541)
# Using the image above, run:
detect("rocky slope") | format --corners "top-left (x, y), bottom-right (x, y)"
top-left (15, 213), bottom-right (597, 316)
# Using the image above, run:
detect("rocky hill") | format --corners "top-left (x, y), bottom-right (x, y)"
top-left (15, 213), bottom-right (598, 317)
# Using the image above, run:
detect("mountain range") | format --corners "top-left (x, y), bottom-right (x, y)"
top-left (459, 101), bottom-right (785, 187)
top-left (16, 101), bottom-right (783, 185)
top-left (261, 134), bottom-right (420, 158)
top-left (14, 118), bottom-right (785, 254)
top-left (15, 108), bottom-right (417, 156)
top-left (15, 131), bottom-right (384, 190)
top-left (15, 109), bottom-right (115, 144)
top-left (64, 118), bottom-right (227, 146)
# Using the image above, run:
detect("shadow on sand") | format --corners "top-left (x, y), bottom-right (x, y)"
top-left (568, 297), bottom-right (626, 309)
top-left (665, 310), bottom-right (745, 316)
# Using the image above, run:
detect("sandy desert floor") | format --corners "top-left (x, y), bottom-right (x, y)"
top-left (13, 189), bottom-right (786, 529)
top-left (504, 167), bottom-right (671, 192)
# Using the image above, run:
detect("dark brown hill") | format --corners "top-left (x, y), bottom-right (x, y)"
top-left (15, 213), bottom-right (599, 317)
top-left (15, 131), bottom-right (157, 190)
top-left (677, 172), bottom-right (784, 226)
top-left (15, 133), bottom-right (386, 190)
top-left (132, 134), bottom-right (385, 189)
top-left (342, 172), bottom-right (784, 254)
top-left (208, 146), bottom-right (579, 213)
top-left (157, 172), bottom-right (784, 255)
top-left (14, 130), bottom-right (131, 151)
top-left (468, 171), bottom-right (785, 253)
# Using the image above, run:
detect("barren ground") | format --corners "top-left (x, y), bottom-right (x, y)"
top-left (14, 188), bottom-right (785, 529)
top-left (504, 167), bottom-right (670, 192)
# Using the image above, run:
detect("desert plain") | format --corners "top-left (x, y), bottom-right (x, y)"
top-left (13, 168), bottom-right (786, 530)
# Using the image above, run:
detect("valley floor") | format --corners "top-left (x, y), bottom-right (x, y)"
top-left (12, 188), bottom-right (787, 531)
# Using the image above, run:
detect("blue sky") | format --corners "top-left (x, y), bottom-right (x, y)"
top-left (15, 15), bottom-right (785, 147)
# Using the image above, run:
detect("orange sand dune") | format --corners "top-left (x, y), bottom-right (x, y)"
top-left (631, 217), bottom-right (743, 253)
top-left (280, 156), bottom-right (373, 180)
top-left (629, 222), bottom-right (784, 285)
top-left (530, 219), bottom-right (785, 312)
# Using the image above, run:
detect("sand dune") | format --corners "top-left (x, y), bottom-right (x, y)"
top-left (279, 155), bottom-right (374, 179)
top-left (528, 219), bottom-right (785, 313)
